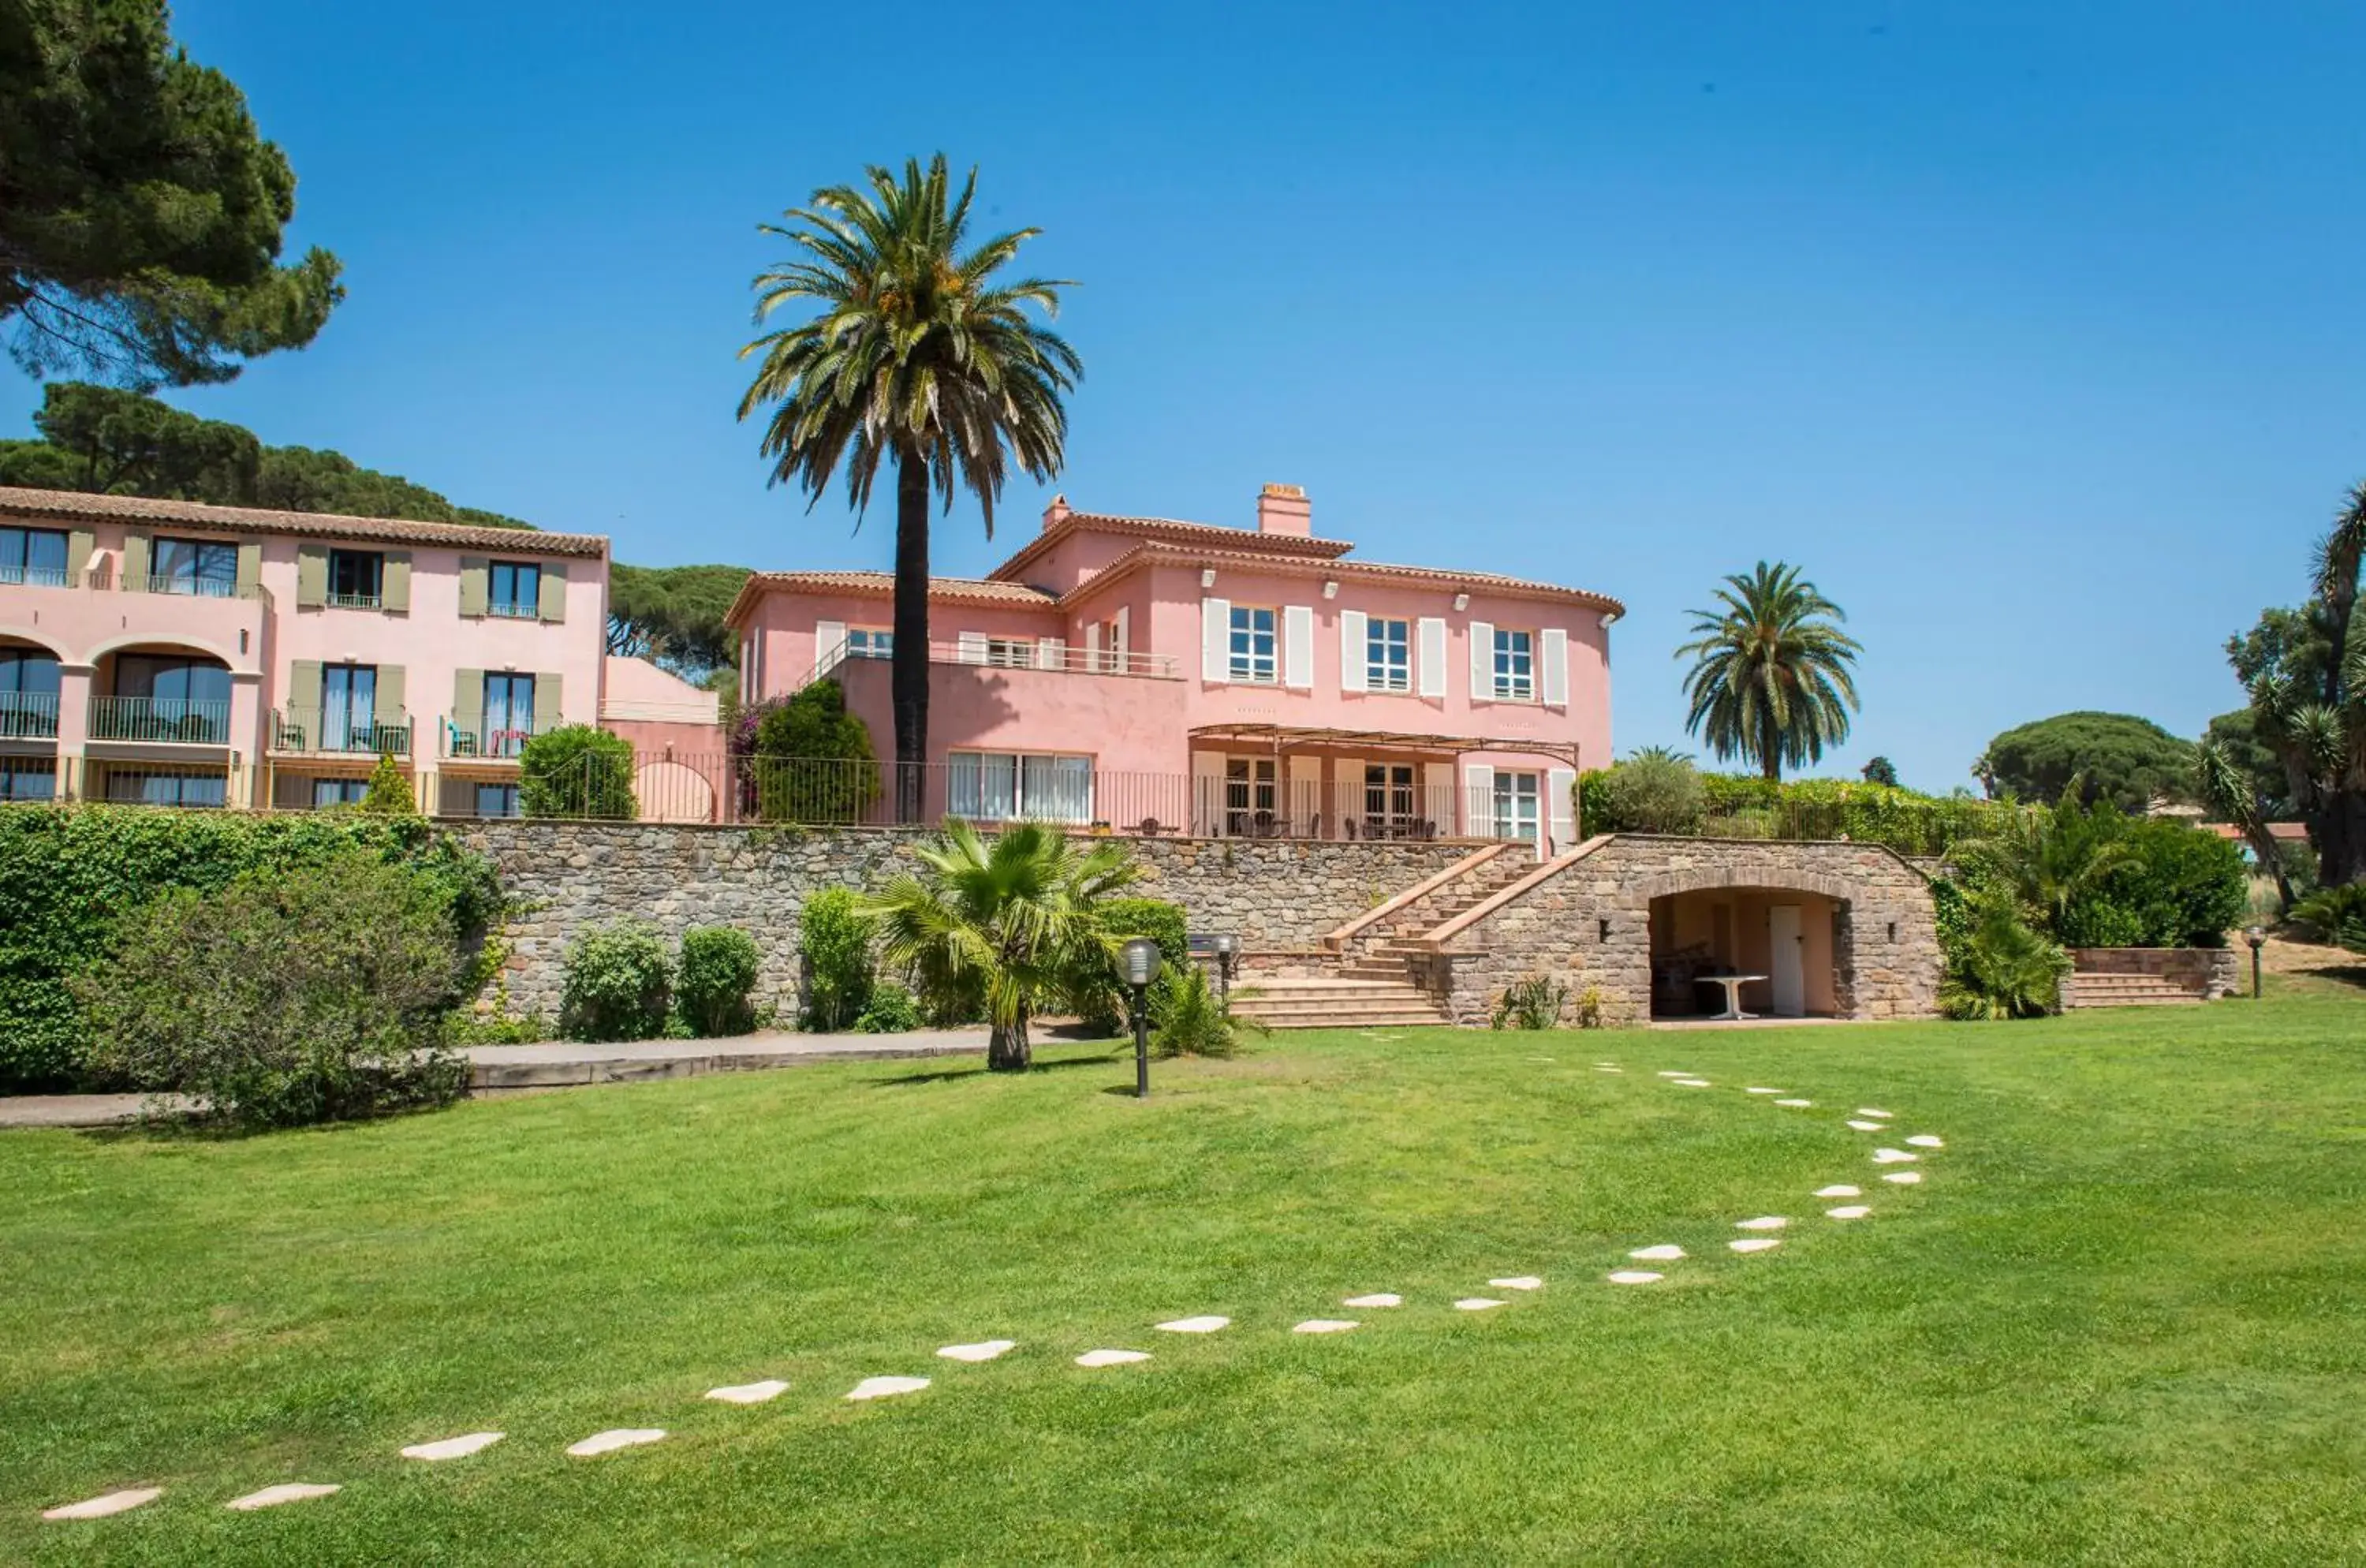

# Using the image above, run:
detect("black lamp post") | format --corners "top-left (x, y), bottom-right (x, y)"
top-left (1211, 931), bottom-right (1240, 1004)
top-left (2245, 924), bottom-right (2266, 999)
top-left (1122, 936), bottom-right (1161, 1099)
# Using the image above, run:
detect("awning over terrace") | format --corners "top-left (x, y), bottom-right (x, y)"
top-left (1186, 722), bottom-right (1581, 767)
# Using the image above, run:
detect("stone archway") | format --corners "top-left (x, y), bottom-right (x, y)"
top-left (1636, 867), bottom-right (1861, 1019)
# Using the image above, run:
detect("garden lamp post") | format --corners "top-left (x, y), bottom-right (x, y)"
top-left (1211, 931), bottom-right (1240, 1004)
top-left (1122, 936), bottom-right (1161, 1099)
top-left (2245, 924), bottom-right (2265, 999)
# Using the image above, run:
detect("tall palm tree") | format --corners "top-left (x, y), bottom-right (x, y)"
top-left (859, 820), bottom-right (1143, 1072)
top-left (1675, 562), bottom-right (1863, 782)
top-left (738, 155), bottom-right (1081, 821)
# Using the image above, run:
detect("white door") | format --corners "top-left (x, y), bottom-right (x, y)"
top-left (1768, 905), bottom-right (1804, 1017)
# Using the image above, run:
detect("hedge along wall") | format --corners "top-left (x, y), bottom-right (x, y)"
top-left (457, 823), bottom-right (1474, 1023)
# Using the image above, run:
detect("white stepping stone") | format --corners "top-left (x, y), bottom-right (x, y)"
top-left (1774, 1098), bottom-right (1812, 1107)
top-left (568, 1428), bottom-right (666, 1456)
top-left (705, 1380), bottom-right (789, 1405)
top-left (1629, 1243), bottom-right (1685, 1261)
top-left (1815, 1185), bottom-right (1862, 1198)
top-left (1746, 1086), bottom-right (1784, 1095)
top-left (1487, 1275), bottom-right (1543, 1290)
top-left (1729, 1238), bottom-right (1782, 1253)
top-left (43, 1488), bottom-right (162, 1521)
top-left (1671, 1078), bottom-right (1711, 1087)
top-left (1075, 1349), bottom-right (1150, 1368)
top-left (1906, 1134), bottom-right (1945, 1148)
top-left (1857, 1107), bottom-right (1893, 1118)
top-left (1655, 1070), bottom-right (1692, 1078)
top-left (1883, 1170), bottom-right (1924, 1185)
top-left (1342, 1293), bottom-right (1401, 1308)
top-left (224, 1483), bottom-right (341, 1510)
top-left (844, 1376), bottom-right (930, 1402)
top-left (1846, 1119), bottom-right (1885, 1132)
top-left (401, 1431), bottom-right (506, 1460)
top-left (1872, 1148), bottom-right (1919, 1165)
top-left (1734, 1215), bottom-right (1788, 1231)
top-left (1154, 1316), bottom-right (1230, 1334)
top-left (1827, 1205), bottom-right (1872, 1219)
top-left (1293, 1319), bottom-right (1359, 1334)
top-left (936, 1340), bottom-right (1017, 1363)
top-left (1606, 1271), bottom-right (1663, 1284)
top-left (1595, 1066), bottom-right (1623, 1073)
top-left (1453, 1297), bottom-right (1507, 1311)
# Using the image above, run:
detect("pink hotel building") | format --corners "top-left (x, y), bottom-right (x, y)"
top-left (730, 484), bottom-right (1620, 854)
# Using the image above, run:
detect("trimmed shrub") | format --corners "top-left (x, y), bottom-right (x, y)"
top-left (560, 920), bottom-right (672, 1042)
top-left (360, 752), bottom-right (417, 815)
top-left (78, 853), bottom-right (469, 1129)
top-left (739, 680), bottom-right (879, 823)
top-left (1077, 896), bottom-right (1190, 1036)
top-left (519, 725), bottom-right (638, 819)
top-left (853, 983), bottom-right (924, 1034)
top-left (1593, 753), bottom-right (1707, 835)
top-left (676, 925), bottom-right (759, 1037)
top-left (0, 806), bottom-right (501, 1092)
top-left (797, 887), bottom-right (875, 1031)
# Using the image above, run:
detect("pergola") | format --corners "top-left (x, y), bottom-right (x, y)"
top-left (1186, 723), bottom-right (1582, 767)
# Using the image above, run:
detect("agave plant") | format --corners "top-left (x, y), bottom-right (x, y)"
top-left (2289, 883), bottom-right (2366, 953)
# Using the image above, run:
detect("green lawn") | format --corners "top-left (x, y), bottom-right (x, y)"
top-left (4, 991), bottom-right (2364, 1565)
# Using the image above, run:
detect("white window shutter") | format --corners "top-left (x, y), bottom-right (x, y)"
top-left (1548, 767), bottom-right (1577, 853)
top-left (1283, 604), bottom-right (1315, 689)
top-left (815, 619), bottom-right (847, 676)
top-left (1114, 605), bottom-right (1129, 655)
top-left (1036, 636), bottom-right (1065, 670)
top-left (1192, 749), bottom-right (1228, 835)
top-left (1417, 617), bottom-right (1447, 699)
top-left (1541, 627), bottom-right (1569, 707)
top-left (957, 630), bottom-right (988, 665)
top-left (1084, 622), bottom-right (1103, 672)
top-left (1464, 763), bottom-right (1496, 838)
top-left (1468, 621), bottom-right (1495, 701)
top-left (1422, 761), bottom-right (1454, 834)
top-left (1339, 609), bottom-right (1368, 694)
top-left (1202, 597), bottom-right (1231, 683)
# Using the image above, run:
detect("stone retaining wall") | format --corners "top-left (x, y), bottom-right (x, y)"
top-left (457, 823), bottom-right (1470, 1021)
top-left (2066, 946), bottom-right (2242, 999)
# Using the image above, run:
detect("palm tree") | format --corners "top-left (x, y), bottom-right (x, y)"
top-left (737, 155), bottom-right (1081, 822)
top-left (1675, 562), bottom-right (1863, 782)
top-left (1950, 783), bottom-right (2132, 937)
top-left (860, 820), bottom-right (1143, 1072)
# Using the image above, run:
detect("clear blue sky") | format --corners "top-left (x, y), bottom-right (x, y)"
top-left (9, 2), bottom-right (2364, 791)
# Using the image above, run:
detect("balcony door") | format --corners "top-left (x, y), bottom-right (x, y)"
top-left (0, 648), bottom-right (62, 738)
top-left (152, 538), bottom-right (239, 596)
top-left (483, 672), bottom-right (536, 756)
top-left (322, 664), bottom-right (377, 752)
top-left (109, 655), bottom-right (231, 742)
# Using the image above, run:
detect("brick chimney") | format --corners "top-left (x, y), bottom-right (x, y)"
top-left (1256, 483), bottom-right (1311, 536)
top-left (1041, 493), bottom-right (1072, 532)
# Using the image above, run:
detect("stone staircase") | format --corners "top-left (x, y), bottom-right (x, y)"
top-left (1230, 844), bottom-right (1536, 1030)
top-left (2063, 971), bottom-right (2206, 1008)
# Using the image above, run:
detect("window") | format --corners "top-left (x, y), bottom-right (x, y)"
top-left (1226, 757), bottom-right (1278, 833)
top-left (0, 527), bottom-right (69, 588)
top-left (488, 561), bottom-right (541, 618)
top-left (1366, 618), bottom-right (1411, 692)
top-left (473, 782), bottom-right (521, 818)
top-left (847, 628), bottom-right (893, 659)
top-left (152, 537), bottom-right (239, 596)
top-left (1229, 606), bottom-right (1277, 683)
top-left (328, 549), bottom-right (384, 607)
top-left (483, 672), bottom-right (536, 756)
top-left (1492, 628), bottom-right (1535, 701)
top-left (322, 664), bottom-right (379, 752)
top-left (1492, 771), bottom-right (1541, 843)
top-left (949, 752), bottom-right (1092, 823)
top-left (0, 649), bottom-right (61, 738)
top-left (106, 655), bottom-right (231, 741)
top-left (1, 759), bottom-right (57, 801)
top-left (313, 777), bottom-right (371, 808)
top-left (103, 770), bottom-right (227, 807)
top-left (984, 637), bottom-right (1033, 668)
top-left (1364, 763), bottom-right (1418, 833)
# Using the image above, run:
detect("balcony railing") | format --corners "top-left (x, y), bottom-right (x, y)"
top-left (105, 573), bottom-right (267, 600)
top-left (271, 707), bottom-right (413, 757)
top-left (325, 592), bottom-right (384, 610)
top-left (440, 717), bottom-right (538, 760)
top-left (88, 696), bottom-right (232, 745)
top-left (812, 638), bottom-right (1179, 685)
top-left (0, 564), bottom-right (72, 588)
top-left (0, 692), bottom-right (60, 739)
top-left (485, 600), bottom-right (540, 620)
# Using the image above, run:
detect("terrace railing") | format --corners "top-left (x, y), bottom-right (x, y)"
top-left (271, 707), bottom-right (414, 758)
top-left (87, 696), bottom-right (232, 745)
top-left (0, 691), bottom-right (60, 739)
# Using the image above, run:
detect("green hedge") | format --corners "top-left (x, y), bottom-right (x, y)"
top-left (0, 806), bottom-right (502, 1092)
top-left (1579, 767), bottom-right (2010, 857)
top-left (1078, 897), bottom-right (1190, 1036)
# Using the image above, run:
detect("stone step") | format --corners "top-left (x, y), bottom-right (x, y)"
top-left (1235, 1003), bottom-right (1449, 1029)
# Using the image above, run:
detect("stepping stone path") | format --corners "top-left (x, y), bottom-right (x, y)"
top-left (1155, 1316), bottom-right (1230, 1334)
top-left (1883, 1170), bottom-right (1924, 1185)
top-left (845, 1376), bottom-right (930, 1402)
top-left (1775, 1098), bottom-right (1812, 1107)
top-left (1075, 1350), bottom-right (1150, 1368)
top-left (1487, 1276), bottom-right (1543, 1290)
top-left (1734, 1216), bottom-right (1788, 1231)
top-left (706, 1381), bottom-right (789, 1406)
top-left (1293, 1320), bottom-right (1359, 1335)
top-left (1454, 1297), bottom-right (1507, 1311)
top-left (1606, 1271), bottom-right (1662, 1285)
top-left (1815, 1185), bottom-right (1861, 1198)
top-left (43, 1488), bottom-right (161, 1521)
top-left (401, 1432), bottom-right (506, 1460)
top-left (569, 1429), bottom-right (666, 1456)
top-left (1342, 1294), bottom-right (1401, 1308)
top-left (225, 1483), bottom-right (341, 1510)
top-left (1655, 1070), bottom-right (1693, 1078)
top-left (1872, 1148), bottom-right (1919, 1165)
top-left (1629, 1244), bottom-right (1685, 1260)
top-left (1595, 1066), bottom-right (1623, 1073)
top-left (1906, 1134), bottom-right (1945, 1148)
top-left (1846, 1119), bottom-right (1885, 1131)
top-left (937, 1340), bottom-right (1017, 1363)
top-left (1729, 1238), bottom-right (1781, 1254)
top-left (1672, 1079), bottom-right (1712, 1088)
top-left (1746, 1087), bottom-right (1784, 1095)
top-left (1827, 1205), bottom-right (1872, 1220)
top-left (1857, 1108), bottom-right (1893, 1118)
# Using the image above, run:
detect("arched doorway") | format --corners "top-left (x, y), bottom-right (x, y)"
top-left (1640, 868), bottom-right (1861, 1021)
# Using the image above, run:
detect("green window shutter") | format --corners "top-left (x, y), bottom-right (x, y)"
top-left (295, 544), bottom-right (327, 607)
top-left (457, 558), bottom-right (488, 617)
top-left (235, 541), bottom-right (262, 596)
top-left (537, 560), bottom-right (566, 623)
top-left (375, 664), bottom-right (405, 720)
top-left (66, 530), bottom-right (93, 584)
top-left (382, 551), bottom-right (411, 611)
top-left (120, 532), bottom-right (150, 590)
top-left (288, 659), bottom-right (323, 720)
top-left (532, 672), bottom-right (563, 735)
top-left (452, 669), bottom-right (484, 743)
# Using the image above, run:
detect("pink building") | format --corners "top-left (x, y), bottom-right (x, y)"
top-left (728, 484), bottom-right (1621, 853)
top-left (0, 486), bottom-right (610, 813)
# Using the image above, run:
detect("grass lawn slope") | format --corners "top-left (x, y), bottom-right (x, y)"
top-left (4, 991), bottom-right (2363, 1563)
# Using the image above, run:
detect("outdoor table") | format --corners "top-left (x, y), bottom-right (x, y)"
top-left (1704, 973), bottom-right (1769, 1021)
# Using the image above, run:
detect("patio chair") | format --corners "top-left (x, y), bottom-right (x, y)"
top-left (1134, 816), bottom-right (1166, 836)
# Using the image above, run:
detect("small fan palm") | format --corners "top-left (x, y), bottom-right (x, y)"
top-left (1950, 781), bottom-right (2132, 937)
top-left (1938, 896), bottom-right (2071, 1021)
top-left (1676, 562), bottom-right (1862, 782)
top-left (859, 820), bottom-right (1144, 1072)
top-left (737, 155), bottom-right (1081, 821)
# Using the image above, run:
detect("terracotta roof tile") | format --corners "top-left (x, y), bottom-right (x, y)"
top-left (730, 570), bottom-right (1055, 623)
top-left (0, 485), bottom-right (608, 558)
top-left (1064, 542), bottom-right (1625, 616)
top-left (988, 510), bottom-right (1353, 581)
